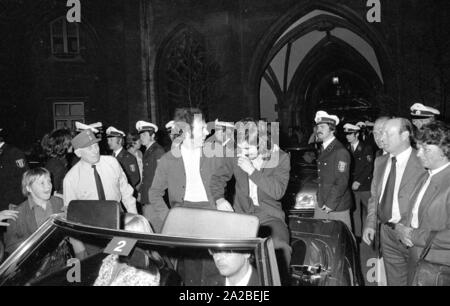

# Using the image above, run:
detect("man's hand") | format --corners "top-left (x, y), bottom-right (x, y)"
top-left (237, 156), bottom-right (255, 175)
top-left (352, 181), bottom-right (361, 191)
top-left (0, 210), bottom-right (19, 226)
top-left (322, 205), bottom-right (333, 213)
top-left (395, 223), bottom-right (414, 247)
top-left (216, 198), bottom-right (234, 212)
top-left (363, 227), bottom-right (375, 245)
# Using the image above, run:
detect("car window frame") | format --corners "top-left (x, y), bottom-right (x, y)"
top-left (0, 215), bottom-right (281, 286)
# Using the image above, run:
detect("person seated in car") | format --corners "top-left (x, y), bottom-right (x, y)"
top-left (94, 215), bottom-right (161, 286)
top-left (4, 167), bottom-right (64, 254)
top-left (206, 249), bottom-right (260, 286)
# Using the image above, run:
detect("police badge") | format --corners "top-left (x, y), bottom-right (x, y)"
top-left (130, 164), bottom-right (136, 172)
top-left (338, 161), bottom-right (347, 172)
top-left (16, 159), bottom-right (25, 168)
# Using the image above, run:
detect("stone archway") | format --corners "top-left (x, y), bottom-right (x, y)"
top-left (248, 0), bottom-right (395, 132)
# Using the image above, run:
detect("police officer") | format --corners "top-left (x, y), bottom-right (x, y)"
top-left (106, 126), bottom-right (140, 190)
top-left (344, 123), bottom-right (374, 239)
top-left (0, 128), bottom-right (29, 211)
top-left (136, 121), bottom-right (165, 205)
top-left (410, 103), bottom-right (440, 129)
top-left (314, 111), bottom-right (352, 230)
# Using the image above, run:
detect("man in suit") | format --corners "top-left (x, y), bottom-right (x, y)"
top-left (344, 123), bottom-right (374, 239)
top-left (147, 108), bottom-right (225, 285)
top-left (106, 126), bottom-right (140, 190)
top-left (363, 118), bottom-right (427, 286)
top-left (206, 249), bottom-right (260, 286)
top-left (136, 120), bottom-right (165, 206)
top-left (393, 121), bottom-right (450, 285)
top-left (146, 108), bottom-right (223, 232)
top-left (0, 128), bottom-right (29, 212)
top-left (313, 111), bottom-right (353, 230)
top-left (210, 118), bottom-right (291, 283)
top-left (372, 116), bottom-right (390, 157)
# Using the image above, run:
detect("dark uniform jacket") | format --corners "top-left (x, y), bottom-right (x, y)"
top-left (146, 146), bottom-right (224, 232)
top-left (210, 150), bottom-right (290, 223)
top-left (0, 144), bottom-right (28, 210)
top-left (347, 141), bottom-right (374, 192)
top-left (115, 148), bottom-right (140, 189)
top-left (45, 156), bottom-right (68, 194)
top-left (317, 138), bottom-right (352, 212)
top-left (140, 142), bottom-right (165, 205)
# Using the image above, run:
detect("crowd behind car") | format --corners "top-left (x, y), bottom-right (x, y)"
top-left (0, 101), bottom-right (449, 286)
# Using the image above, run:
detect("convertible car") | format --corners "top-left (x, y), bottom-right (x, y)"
top-left (282, 146), bottom-right (319, 218)
top-left (0, 202), bottom-right (362, 286)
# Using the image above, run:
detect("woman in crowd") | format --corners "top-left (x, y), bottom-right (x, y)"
top-left (41, 128), bottom-right (73, 194)
top-left (4, 168), bottom-right (64, 254)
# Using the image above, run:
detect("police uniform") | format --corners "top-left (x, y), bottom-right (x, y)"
top-left (106, 127), bottom-right (141, 189)
top-left (313, 112), bottom-right (352, 230)
top-left (0, 140), bottom-right (29, 211)
top-left (410, 103), bottom-right (440, 129)
top-left (344, 123), bottom-right (374, 237)
top-left (136, 121), bottom-right (165, 205)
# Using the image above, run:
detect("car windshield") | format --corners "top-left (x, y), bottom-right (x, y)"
top-left (0, 216), bottom-right (272, 286)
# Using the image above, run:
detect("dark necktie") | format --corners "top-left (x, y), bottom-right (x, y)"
top-left (92, 165), bottom-right (106, 201)
top-left (378, 156), bottom-right (397, 223)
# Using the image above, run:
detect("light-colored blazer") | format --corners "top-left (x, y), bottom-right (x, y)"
top-left (365, 149), bottom-right (427, 230)
top-left (409, 165), bottom-right (450, 266)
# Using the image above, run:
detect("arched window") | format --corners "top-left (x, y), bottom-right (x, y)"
top-left (50, 17), bottom-right (80, 58)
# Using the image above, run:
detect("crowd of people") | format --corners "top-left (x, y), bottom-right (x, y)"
top-left (0, 101), bottom-right (449, 286)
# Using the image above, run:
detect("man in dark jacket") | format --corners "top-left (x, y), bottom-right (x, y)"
top-left (106, 126), bottom-right (140, 190)
top-left (313, 111), bottom-right (352, 230)
top-left (344, 123), bottom-right (374, 239)
top-left (136, 121), bottom-right (165, 205)
top-left (0, 128), bottom-right (29, 211)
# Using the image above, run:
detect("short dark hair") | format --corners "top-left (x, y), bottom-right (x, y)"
top-left (126, 132), bottom-right (140, 149)
top-left (41, 128), bottom-right (72, 158)
top-left (416, 121), bottom-right (450, 159)
top-left (172, 107), bottom-right (204, 138)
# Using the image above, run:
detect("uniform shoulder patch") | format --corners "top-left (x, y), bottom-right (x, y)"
top-left (16, 159), bottom-right (25, 168)
top-left (367, 155), bottom-right (373, 163)
top-left (338, 161), bottom-right (347, 173)
top-left (129, 164), bottom-right (136, 172)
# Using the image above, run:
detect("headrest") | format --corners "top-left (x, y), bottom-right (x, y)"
top-left (161, 207), bottom-right (259, 239)
top-left (66, 200), bottom-right (120, 230)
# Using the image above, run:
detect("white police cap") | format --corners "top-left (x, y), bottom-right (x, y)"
top-left (314, 110), bottom-right (340, 126)
top-left (75, 121), bottom-right (102, 133)
top-left (343, 123), bottom-right (360, 133)
top-left (106, 126), bottom-right (125, 138)
top-left (410, 103), bottom-right (440, 117)
top-left (136, 120), bottom-right (158, 133)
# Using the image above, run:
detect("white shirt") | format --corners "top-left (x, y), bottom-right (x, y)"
top-left (411, 162), bottom-right (450, 228)
top-left (379, 147), bottom-right (412, 223)
top-left (351, 141), bottom-right (359, 152)
top-left (225, 266), bottom-right (253, 286)
top-left (322, 136), bottom-right (336, 150)
top-left (63, 156), bottom-right (137, 213)
top-left (113, 147), bottom-right (123, 158)
top-left (249, 156), bottom-right (264, 206)
top-left (0, 142), bottom-right (4, 149)
top-left (181, 146), bottom-right (208, 202)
